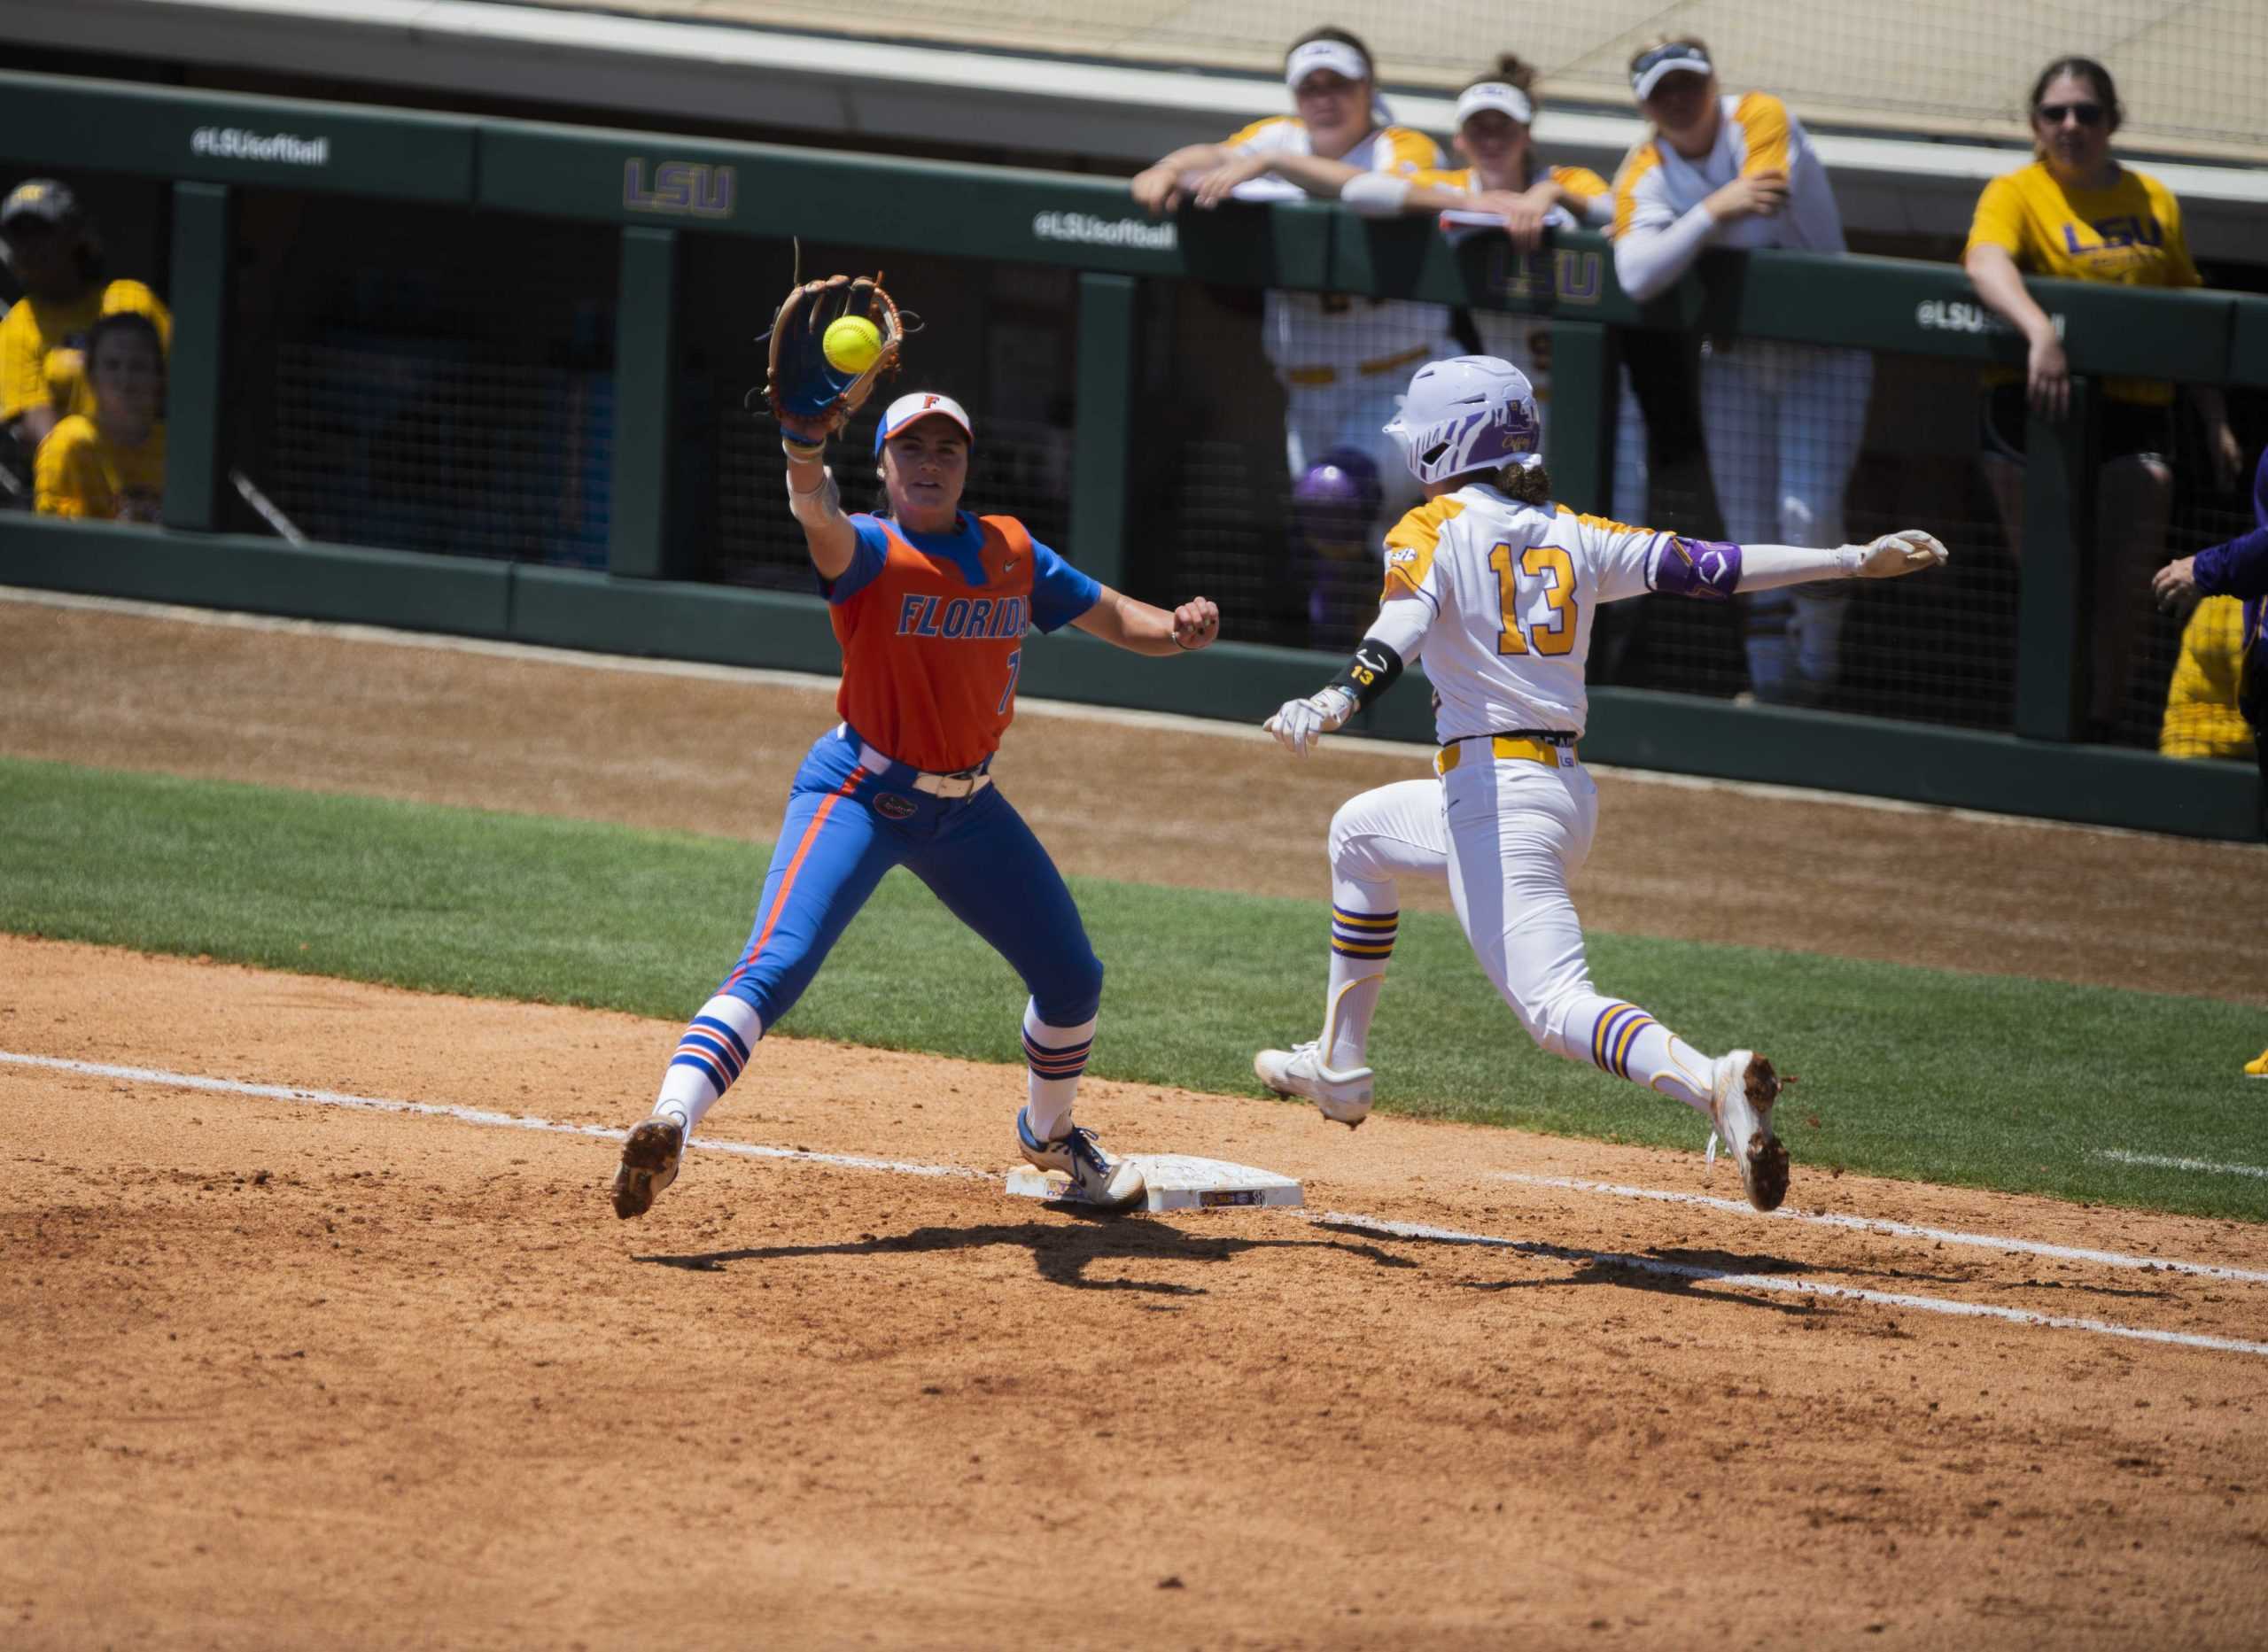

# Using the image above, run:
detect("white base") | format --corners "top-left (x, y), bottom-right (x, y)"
top-left (1006, 1153), bottom-right (1304, 1213)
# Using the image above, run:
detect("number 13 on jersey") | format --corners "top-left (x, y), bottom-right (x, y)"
top-left (1488, 542), bottom-right (1577, 656)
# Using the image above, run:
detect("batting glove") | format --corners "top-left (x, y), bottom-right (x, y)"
top-left (1853, 529), bottom-right (1949, 578)
top-left (1263, 688), bottom-right (1355, 757)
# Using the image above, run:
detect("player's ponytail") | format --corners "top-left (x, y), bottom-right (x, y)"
top-left (1495, 461), bottom-right (1553, 506)
top-left (1480, 54), bottom-right (1537, 94)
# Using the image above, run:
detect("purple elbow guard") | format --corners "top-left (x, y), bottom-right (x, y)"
top-left (1654, 537), bottom-right (1743, 602)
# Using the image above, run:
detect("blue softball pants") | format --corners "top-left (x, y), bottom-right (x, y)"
top-left (717, 725), bottom-right (1104, 1029)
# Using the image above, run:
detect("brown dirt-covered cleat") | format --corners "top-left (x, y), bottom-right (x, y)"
top-left (610, 1116), bottom-right (684, 1220)
top-left (1710, 1051), bottom-right (1789, 1213)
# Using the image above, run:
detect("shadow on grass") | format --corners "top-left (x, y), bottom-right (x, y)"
top-left (637, 1216), bottom-right (1421, 1297)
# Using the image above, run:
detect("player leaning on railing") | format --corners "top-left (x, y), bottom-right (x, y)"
top-left (1610, 38), bottom-right (1872, 712)
top-left (1182, 50), bottom-right (1617, 460)
top-left (610, 273), bottom-right (1221, 1220)
top-left (1131, 26), bottom-right (1452, 524)
top-left (1251, 355), bottom-right (1949, 1212)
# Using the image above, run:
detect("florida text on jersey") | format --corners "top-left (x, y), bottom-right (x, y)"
top-left (822, 511), bottom-right (1100, 774)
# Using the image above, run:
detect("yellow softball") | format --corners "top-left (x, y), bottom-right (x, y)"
top-left (822, 314), bottom-right (884, 374)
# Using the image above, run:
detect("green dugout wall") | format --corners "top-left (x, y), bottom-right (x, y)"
top-left (0, 70), bottom-right (2260, 840)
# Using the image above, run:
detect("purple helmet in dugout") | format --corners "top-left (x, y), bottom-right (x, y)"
top-left (1293, 447), bottom-right (1384, 562)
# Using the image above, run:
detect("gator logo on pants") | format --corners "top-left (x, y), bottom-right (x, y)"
top-left (874, 793), bottom-right (917, 820)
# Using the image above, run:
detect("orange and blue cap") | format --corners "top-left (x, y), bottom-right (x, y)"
top-left (874, 392), bottom-right (975, 456)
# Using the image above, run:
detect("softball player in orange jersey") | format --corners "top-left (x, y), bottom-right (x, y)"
top-left (611, 392), bottom-right (1221, 1219)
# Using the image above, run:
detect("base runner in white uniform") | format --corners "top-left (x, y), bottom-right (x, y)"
top-left (1253, 356), bottom-right (1948, 1211)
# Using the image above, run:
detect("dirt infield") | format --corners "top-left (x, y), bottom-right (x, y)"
top-left (4, 593), bottom-right (2267, 1648)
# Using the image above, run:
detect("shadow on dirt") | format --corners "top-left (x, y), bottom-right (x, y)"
top-left (1304, 1222), bottom-right (1997, 1317)
top-left (636, 1217), bottom-right (1421, 1295)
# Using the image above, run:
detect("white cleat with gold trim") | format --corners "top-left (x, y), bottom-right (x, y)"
top-left (1254, 1041), bottom-right (1374, 1128)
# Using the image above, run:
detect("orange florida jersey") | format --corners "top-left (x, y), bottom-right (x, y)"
top-left (825, 511), bottom-right (1101, 774)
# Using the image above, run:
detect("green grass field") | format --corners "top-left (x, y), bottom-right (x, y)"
top-left (4, 755), bottom-right (2261, 1221)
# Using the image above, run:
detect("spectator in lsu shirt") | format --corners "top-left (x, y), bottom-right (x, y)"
top-left (35, 309), bottom-right (166, 523)
top-left (1, 178), bottom-right (173, 475)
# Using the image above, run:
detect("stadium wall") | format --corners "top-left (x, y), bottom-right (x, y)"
top-left (0, 70), bottom-right (2259, 840)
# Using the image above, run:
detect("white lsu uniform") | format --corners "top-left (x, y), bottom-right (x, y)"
top-left (1332, 484), bottom-right (1697, 1066)
top-left (1220, 116), bottom-right (1458, 513)
top-left (1612, 91), bottom-right (1872, 704)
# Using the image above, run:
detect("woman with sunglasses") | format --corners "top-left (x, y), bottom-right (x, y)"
top-left (1132, 27), bottom-right (1452, 524)
top-left (1963, 55), bottom-right (2242, 741)
top-left (1610, 37), bottom-right (1871, 710)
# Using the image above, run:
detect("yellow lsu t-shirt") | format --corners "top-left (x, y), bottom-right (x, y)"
top-left (1964, 161), bottom-right (2198, 406)
top-left (2159, 595), bottom-right (2254, 760)
top-left (0, 279), bottom-right (174, 424)
top-left (33, 413), bottom-right (167, 522)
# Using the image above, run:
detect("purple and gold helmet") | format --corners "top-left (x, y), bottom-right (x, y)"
top-left (1382, 355), bottom-right (1542, 485)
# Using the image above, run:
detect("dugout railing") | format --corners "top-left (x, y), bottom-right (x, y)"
top-left (2, 69), bottom-right (2262, 840)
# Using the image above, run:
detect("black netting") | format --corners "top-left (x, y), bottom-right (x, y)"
top-left (227, 194), bottom-right (616, 564)
top-left (682, 239), bottom-right (1075, 590)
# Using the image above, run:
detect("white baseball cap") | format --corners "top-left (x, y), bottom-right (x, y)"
top-left (874, 391), bottom-right (975, 455)
top-left (1285, 38), bottom-right (1370, 92)
top-left (1453, 81), bottom-right (1535, 129)
top-left (1630, 42), bottom-right (1713, 101)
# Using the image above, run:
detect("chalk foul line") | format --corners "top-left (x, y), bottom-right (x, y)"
top-left (0, 1051), bottom-right (976, 1180)
top-left (2095, 1148), bottom-right (2268, 1183)
top-left (5, 1049), bottom-right (2263, 1360)
top-left (1495, 1173), bottom-right (2268, 1285)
